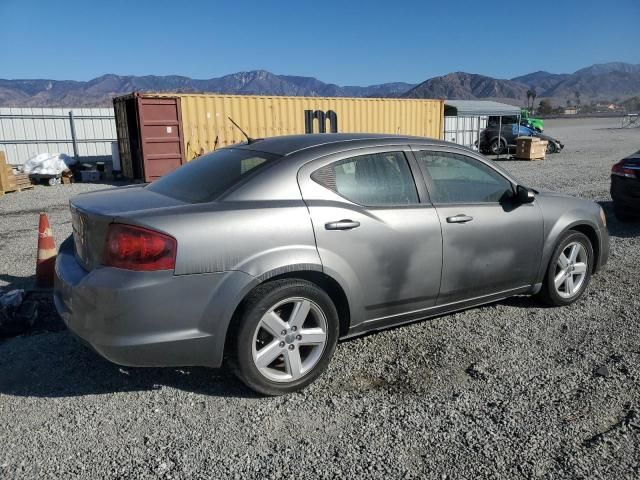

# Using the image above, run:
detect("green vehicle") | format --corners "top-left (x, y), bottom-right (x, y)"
top-left (521, 108), bottom-right (544, 132)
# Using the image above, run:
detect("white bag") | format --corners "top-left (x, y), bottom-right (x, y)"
top-left (22, 153), bottom-right (76, 175)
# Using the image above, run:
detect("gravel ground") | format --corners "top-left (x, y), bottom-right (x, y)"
top-left (1, 117), bottom-right (639, 479)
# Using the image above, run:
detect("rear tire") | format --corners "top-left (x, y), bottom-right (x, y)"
top-left (231, 279), bottom-right (339, 396)
top-left (490, 138), bottom-right (506, 155)
top-left (538, 231), bottom-right (593, 306)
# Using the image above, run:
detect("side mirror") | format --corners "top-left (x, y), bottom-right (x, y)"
top-left (516, 185), bottom-right (535, 204)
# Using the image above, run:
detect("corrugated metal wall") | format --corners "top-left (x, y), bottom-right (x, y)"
top-left (155, 94), bottom-right (443, 160)
top-left (0, 107), bottom-right (116, 165)
top-left (443, 115), bottom-right (487, 150)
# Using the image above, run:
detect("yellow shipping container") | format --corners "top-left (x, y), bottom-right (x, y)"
top-left (163, 93), bottom-right (444, 160)
top-left (113, 92), bottom-right (444, 181)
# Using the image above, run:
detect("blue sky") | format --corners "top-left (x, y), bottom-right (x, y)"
top-left (0, 0), bottom-right (638, 85)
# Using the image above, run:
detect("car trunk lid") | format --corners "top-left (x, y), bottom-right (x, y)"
top-left (70, 185), bottom-right (186, 271)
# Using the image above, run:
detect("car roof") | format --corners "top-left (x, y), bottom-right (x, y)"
top-left (235, 133), bottom-right (452, 156)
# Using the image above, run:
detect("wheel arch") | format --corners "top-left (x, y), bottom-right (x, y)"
top-left (223, 269), bottom-right (352, 361)
top-left (265, 271), bottom-right (351, 337)
top-left (569, 223), bottom-right (600, 273)
top-left (536, 216), bottom-right (602, 285)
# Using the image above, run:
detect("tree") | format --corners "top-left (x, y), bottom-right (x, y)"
top-left (531, 88), bottom-right (537, 111)
top-left (574, 91), bottom-right (581, 107)
top-left (538, 99), bottom-right (553, 114)
top-left (526, 90), bottom-right (532, 109)
top-left (566, 99), bottom-right (572, 107)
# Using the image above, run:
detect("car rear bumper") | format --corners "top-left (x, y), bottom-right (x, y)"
top-left (611, 176), bottom-right (640, 212)
top-left (53, 237), bottom-right (254, 368)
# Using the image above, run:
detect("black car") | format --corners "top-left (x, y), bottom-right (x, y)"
top-left (611, 150), bottom-right (640, 221)
top-left (479, 124), bottom-right (564, 155)
top-left (488, 114), bottom-right (543, 133)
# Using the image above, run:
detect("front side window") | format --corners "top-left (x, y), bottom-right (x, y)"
top-left (312, 151), bottom-right (419, 206)
top-left (415, 151), bottom-right (513, 204)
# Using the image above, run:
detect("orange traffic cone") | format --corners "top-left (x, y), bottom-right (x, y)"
top-left (36, 213), bottom-right (57, 288)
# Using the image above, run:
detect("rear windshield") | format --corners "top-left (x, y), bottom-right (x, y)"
top-left (147, 148), bottom-right (280, 203)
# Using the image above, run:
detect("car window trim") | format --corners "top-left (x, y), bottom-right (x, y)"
top-left (403, 149), bottom-right (431, 204)
top-left (410, 143), bottom-right (520, 183)
top-left (306, 145), bottom-right (430, 208)
top-left (409, 145), bottom-right (516, 206)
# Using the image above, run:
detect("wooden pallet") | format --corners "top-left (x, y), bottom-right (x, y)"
top-left (0, 152), bottom-right (34, 196)
top-left (1, 182), bottom-right (35, 195)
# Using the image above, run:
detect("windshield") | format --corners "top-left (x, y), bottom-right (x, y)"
top-left (147, 148), bottom-right (280, 203)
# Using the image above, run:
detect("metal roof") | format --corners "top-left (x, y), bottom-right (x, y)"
top-left (444, 100), bottom-right (521, 117)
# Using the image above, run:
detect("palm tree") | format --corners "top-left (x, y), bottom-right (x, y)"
top-left (531, 89), bottom-right (537, 113)
top-left (574, 91), bottom-right (581, 107)
top-left (526, 90), bottom-right (533, 109)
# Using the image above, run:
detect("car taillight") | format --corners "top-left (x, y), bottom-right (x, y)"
top-left (103, 224), bottom-right (176, 271)
top-left (611, 161), bottom-right (636, 178)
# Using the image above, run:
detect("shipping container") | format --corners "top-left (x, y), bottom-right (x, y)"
top-left (113, 95), bottom-right (185, 181)
top-left (114, 92), bottom-right (444, 182)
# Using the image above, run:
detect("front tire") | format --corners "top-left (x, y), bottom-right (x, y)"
top-left (231, 279), bottom-right (339, 395)
top-left (538, 231), bottom-right (593, 306)
top-left (546, 142), bottom-right (558, 154)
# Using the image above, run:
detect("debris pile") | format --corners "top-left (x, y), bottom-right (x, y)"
top-left (0, 289), bottom-right (38, 336)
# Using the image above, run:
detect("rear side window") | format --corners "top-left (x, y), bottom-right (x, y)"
top-left (415, 151), bottom-right (513, 204)
top-left (312, 151), bottom-right (419, 206)
top-left (147, 148), bottom-right (279, 203)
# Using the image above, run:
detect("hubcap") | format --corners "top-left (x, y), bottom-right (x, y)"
top-left (554, 242), bottom-right (588, 298)
top-left (251, 297), bottom-right (328, 383)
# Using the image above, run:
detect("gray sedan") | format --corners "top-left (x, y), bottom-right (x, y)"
top-left (54, 134), bottom-right (609, 395)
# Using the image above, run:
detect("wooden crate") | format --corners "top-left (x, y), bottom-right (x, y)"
top-left (516, 137), bottom-right (548, 160)
top-left (0, 151), bottom-right (34, 196)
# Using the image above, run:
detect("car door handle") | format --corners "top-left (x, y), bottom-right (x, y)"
top-left (446, 214), bottom-right (473, 223)
top-left (325, 219), bottom-right (361, 230)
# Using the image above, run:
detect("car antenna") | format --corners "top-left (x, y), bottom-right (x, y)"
top-left (228, 117), bottom-right (255, 144)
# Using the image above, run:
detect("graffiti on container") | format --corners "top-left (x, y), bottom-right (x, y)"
top-left (304, 110), bottom-right (338, 134)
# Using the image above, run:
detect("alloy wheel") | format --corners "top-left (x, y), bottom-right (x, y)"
top-left (553, 241), bottom-right (588, 298)
top-left (251, 297), bottom-right (328, 383)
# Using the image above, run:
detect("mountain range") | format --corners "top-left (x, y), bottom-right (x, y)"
top-left (0, 62), bottom-right (638, 107)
